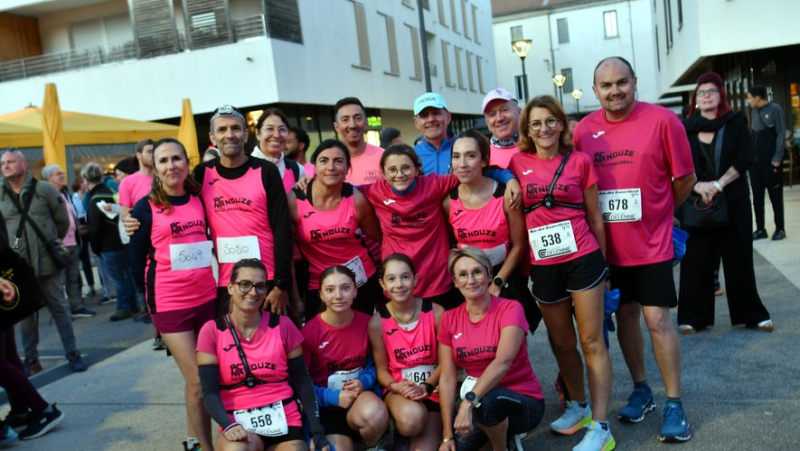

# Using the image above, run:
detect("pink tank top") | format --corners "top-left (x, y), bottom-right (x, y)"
top-left (449, 183), bottom-right (510, 268)
top-left (201, 165), bottom-right (274, 286)
top-left (378, 300), bottom-right (439, 402)
top-left (146, 196), bottom-right (216, 312)
top-left (295, 184), bottom-right (376, 290)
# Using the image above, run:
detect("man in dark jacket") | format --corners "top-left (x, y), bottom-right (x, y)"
top-left (81, 162), bottom-right (139, 322)
top-left (0, 149), bottom-right (87, 374)
top-left (747, 85), bottom-right (786, 241)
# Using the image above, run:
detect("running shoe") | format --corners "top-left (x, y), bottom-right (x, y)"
top-left (110, 310), bottom-right (133, 322)
top-left (98, 297), bottom-right (115, 306)
top-left (507, 433), bottom-right (524, 451)
top-left (182, 440), bottom-right (201, 451)
top-left (618, 385), bottom-right (655, 423)
top-left (0, 423), bottom-right (18, 447)
top-left (18, 405), bottom-right (64, 440)
top-left (573, 421), bottom-right (615, 451)
top-left (152, 337), bottom-right (166, 351)
top-left (23, 358), bottom-right (42, 377)
top-left (659, 402), bottom-right (691, 442)
top-left (71, 307), bottom-right (96, 318)
top-left (67, 351), bottom-right (88, 372)
top-left (3, 411), bottom-right (31, 430)
top-left (550, 400), bottom-right (592, 435)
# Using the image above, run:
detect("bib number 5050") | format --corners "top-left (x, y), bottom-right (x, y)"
top-left (217, 236), bottom-right (261, 263)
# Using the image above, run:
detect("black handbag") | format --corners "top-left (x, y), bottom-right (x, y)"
top-left (678, 125), bottom-right (729, 228)
top-left (0, 247), bottom-right (47, 332)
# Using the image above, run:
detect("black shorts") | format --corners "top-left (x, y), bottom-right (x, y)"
top-left (609, 260), bottom-right (677, 308)
top-left (256, 426), bottom-right (305, 448)
top-left (320, 408), bottom-right (361, 441)
top-left (529, 250), bottom-right (608, 304)
top-left (425, 286), bottom-right (462, 311)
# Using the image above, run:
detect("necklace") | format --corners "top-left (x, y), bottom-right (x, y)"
top-left (391, 300), bottom-right (419, 325)
top-left (233, 315), bottom-right (260, 342)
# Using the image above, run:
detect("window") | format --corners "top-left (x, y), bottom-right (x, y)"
top-left (383, 15), bottom-right (400, 75)
top-left (462, 0), bottom-right (470, 39)
top-left (455, 46), bottom-right (465, 90)
top-left (442, 40), bottom-right (454, 87)
top-left (510, 26), bottom-right (523, 41)
top-left (450, 0), bottom-right (459, 33)
top-left (557, 18), bottom-right (569, 44)
top-left (409, 25), bottom-right (423, 81)
top-left (438, 0), bottom-right (447, 27)
top-left (476, 56), bottom-right (485, 93)
top-left (561, 68), bottom-right (573, 93)
top-left (472, 4), bottom-right (479, 43)
top-left (604, 11), bottom-right (618, 38)
top-left (265, 0), bottom-right (302, 43)
top-left (351, 3), bottom-right (371, 69)
top-left (466, 51), bottom-right (475, 91)
top-left (663, 0), bottom-right (673, 51)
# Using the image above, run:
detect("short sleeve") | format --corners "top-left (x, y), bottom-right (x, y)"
top-left (280, 315), bottom-right (304, 354)
top-left (437, 311), bottom-right (454, 348)
top-left (663, 113), bottom-right (695, 179)
top-left (300, 320), bottom-right (317, 366)
top-left (196, 320), bottom-right (218, 354)
top-left (497, 299), bottom-right (529, 335)
top-left (508, 154), bottom-right (519, 178)
top-left (117, 177), bottom-right (132, 208)
top-left (577, 152), bottom-right (598, 191)
top-left (431, 174), bottom-right (459, 198)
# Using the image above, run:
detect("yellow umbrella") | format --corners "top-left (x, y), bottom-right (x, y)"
top-left (178, 99), bottom-right (200, 167)
top-left (42, 83), bottom-right (67, 172)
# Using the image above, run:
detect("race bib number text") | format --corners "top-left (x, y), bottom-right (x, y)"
top-left (217, 236), bottom-right (261, 263)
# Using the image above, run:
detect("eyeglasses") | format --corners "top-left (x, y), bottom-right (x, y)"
top-left (235, 280), bottom-right (268, 295)
top-left (385, 165), bottom-right (415, 178)
top-left (261, 126), bottom-right (289, 136)
top-left (455, 268), bottom-right (487, 284)
top-left (696, 88), bottom-right (719, 98)
top-left (528, 117), bottom-right (560, 132)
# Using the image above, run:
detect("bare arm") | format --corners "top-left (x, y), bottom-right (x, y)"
top-left (438, 342), bottom-right (457, 444)
top-left (582, 184), bottom-right (606, 259)
top-left (368, 313), bottom-right (395, 390)
top-left (354, 189), bottom-right (383, 242)
top-left (492, 199), bottom-right (526, 294)
top-left (672, 173), bottom-right (697, 208)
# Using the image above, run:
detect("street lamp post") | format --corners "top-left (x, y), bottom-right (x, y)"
top-left (571, 89), bottom-right (583, 114)
top-left (552, 73), bottom-right (567, 104)
top-left (511, 39), bottom-right (532, 102)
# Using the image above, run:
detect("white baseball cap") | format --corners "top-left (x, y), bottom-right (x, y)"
top-left (482, 88), bottom-right (517, 112)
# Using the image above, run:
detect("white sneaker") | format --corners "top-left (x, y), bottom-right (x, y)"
top-left (550, 400), bottom-right (592, 435)
top-left (573, 421), bottom-right (615, 451)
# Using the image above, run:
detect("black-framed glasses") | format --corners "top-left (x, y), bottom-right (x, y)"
top-left (235, 280), bottom-right (268, 295)
top-left (696, 88), bottom-right (719, 98)
top-left (528, 117), bottom-right (560, 132)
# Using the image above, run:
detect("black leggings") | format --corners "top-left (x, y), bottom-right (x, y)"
top-left (0, 328), bottom-right (48, 415)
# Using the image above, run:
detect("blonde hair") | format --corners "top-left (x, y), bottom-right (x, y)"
top-left (447, 247), bottom-right (493, 280)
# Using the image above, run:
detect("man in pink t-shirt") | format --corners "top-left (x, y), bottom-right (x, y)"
top-left (574, 57), bottom-right (696, 443)
top-left (482, 88), bottom-right (522, 169)
top-left (117, 139), bottom-right (155, 220)
top-left (333, 97), bottom-right (384, 186)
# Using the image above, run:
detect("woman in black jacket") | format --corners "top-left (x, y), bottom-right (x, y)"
top-left (677, 72), bottom-right (773, 333)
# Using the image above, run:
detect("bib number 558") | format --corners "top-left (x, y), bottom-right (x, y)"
top-left (250, 414), bottom-right (272, 428)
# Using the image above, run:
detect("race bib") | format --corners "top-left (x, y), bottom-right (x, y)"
top-left (327, 367), bottom-right (363, 390)
top-left (598, 189), bottom-right (642, 222)
top-left (528, 220), bottom-right (578, 261)
top-left (233, 401), bottom-right (288, 437)
top-left (170, 241), bottom-right (213, 271)
top-left (343, 256), bottom-right (368, 287)
top-left (401, 364), bottom-right (436, 384)
top-left (463, 243), bottom-right (507, 267)
top-left (459, 375), bottom-right (478, 399)
top-left (217, 236), bottom-right (261, 263)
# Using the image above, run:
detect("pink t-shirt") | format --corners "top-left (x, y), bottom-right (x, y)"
top-left (303, 162), bottom-right (315, 178)
top-left (509, 150), bottom-right (599, 265)
top-left (347, 144), bottom-right (383, 186)
top-left (294, 184), bottom-right (376, 290)
top-left (573, 102), bottom-right (694, 266)
top-left (200, 165), bottom-right (275, 287)
top-left (489, 144), bottom-right (520, 169)
top-left (438, 297), bottom-right (543, 400)
top-left (146, 196), bottom-right (216, 312)
top-left (196, 314), bottom-right (304, 425)
top-left (118, 172), bottom-right (153, 208)
top-left (301, 311), bottom-right (371, 386)
top-left (359, 175), bottom-right (459, 298)
top-left (449, 184), bottom-right (509, 267)
top-left (377, 300), bottom-right (439, 403)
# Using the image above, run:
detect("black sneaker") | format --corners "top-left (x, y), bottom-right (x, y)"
top-left (3, 411), bottom-right (31, 430)
top-left (23, 358), bottom-right (42, 377)
top-left (110, 311), bottom-right (133, 322)
top-left (753, 229), bottom-right (768, 240)
top-left (71, 307), bottom-right (96, 318)
top-left (18, 405), bottom-right (64, 440)
top-left (772, 230), bottom-right (786, 241)
top-left (152, 337), bottom-right (166, 351)
top-left (98, 297), bottom-right (115, 306)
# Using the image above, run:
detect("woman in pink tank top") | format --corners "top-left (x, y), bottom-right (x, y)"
top-left (301, 266), bottom-right (389, 450)
top-left (442, 129), bottom-right (541, 333)
top-left (129, 139), bottom-right (216, 451)
top-left (288, 140), bottom-right (382, 321)
top-left (368, 254), bottom-right (446, 450)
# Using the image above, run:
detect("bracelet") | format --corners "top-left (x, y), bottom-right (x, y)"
top-left (442, 437), bottom-right (454, 444)
top-left (222, 422), bottom-right (240, 433)
top-left (713, 181), bottom-right (723, 191)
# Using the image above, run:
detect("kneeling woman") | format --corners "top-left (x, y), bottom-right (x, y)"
top-left (302, 266), bottom-right (389, 450)
top-left (438, 248), bottom-right (544, 451)
top-left (197, 259), bottom-right (329, 451)
top-left (368, 254), bottom-right (445, 449)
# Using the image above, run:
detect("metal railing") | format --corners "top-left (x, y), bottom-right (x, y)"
top-left (0, 14), bottom-right (266, 83)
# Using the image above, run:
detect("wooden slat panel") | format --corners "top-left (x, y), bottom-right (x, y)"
top-left (264, 0), bottom-right (302, 44)
top-left (129, 0), bottom-right (179, 57)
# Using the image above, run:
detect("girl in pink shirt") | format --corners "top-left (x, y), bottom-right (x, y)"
top-left (302, 266), bottom-right (389, 450)
top-left (512, 96), bottom-right (613, 449)
top-left (438, 248), bottom-right (544, 451)
top-left (288, 140), bottom-right (382, 321)
top-left (368, 254), bottom-right (445, 450)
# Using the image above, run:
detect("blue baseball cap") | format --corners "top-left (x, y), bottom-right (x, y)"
top-left (413, 92), bottom-right (448, 115)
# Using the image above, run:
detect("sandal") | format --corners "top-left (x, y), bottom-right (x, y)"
top-left (679, 325), bottom-right (696, 335)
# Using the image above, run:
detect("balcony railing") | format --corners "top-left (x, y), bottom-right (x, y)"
top-left (0, 14), bottom-right (266, 83)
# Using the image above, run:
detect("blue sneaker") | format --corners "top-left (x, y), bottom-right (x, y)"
top-left (0, 423), bottom-right (19, 447)
top-left (618, 385), bottom-right (655, 423)
top-left (659, 402), bottom-right (691, 442)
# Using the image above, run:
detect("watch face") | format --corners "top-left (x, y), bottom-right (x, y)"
top-left (493, 277), bottom-right (502, 286)
top-left (465, 391), bottom-right (476, 401)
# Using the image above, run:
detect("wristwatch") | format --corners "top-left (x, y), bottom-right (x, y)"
top-left (492, 277), bottom-right (508, 289)
top-left (273, 279), bottom-right (289, 291)
top-left (464, 391), bottom-right (481, 408)
top-left (420, 382), bottom-right (434, 396)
